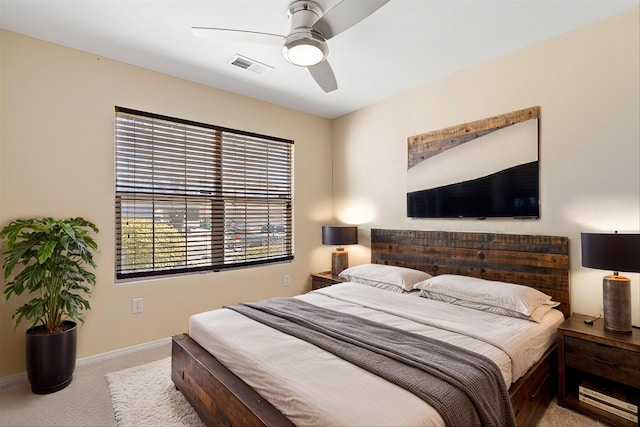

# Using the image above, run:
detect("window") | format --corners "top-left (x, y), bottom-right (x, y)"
top-left (115, 107), bottom-right (293, 280)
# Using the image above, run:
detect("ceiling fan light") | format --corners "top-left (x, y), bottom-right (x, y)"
top-left (286, 44), bottom-right (323, 66)
top-left (283, 34), bottom-right (326, 66)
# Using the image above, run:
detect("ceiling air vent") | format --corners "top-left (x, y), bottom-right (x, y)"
top-left (229, 54), bottom-right (273, 75)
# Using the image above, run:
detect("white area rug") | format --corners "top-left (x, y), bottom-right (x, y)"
top-left (107, 357), bottom-right (605, 427)
top-left (106, 358), bottom-right (204, 427)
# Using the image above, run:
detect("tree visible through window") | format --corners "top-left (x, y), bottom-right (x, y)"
top-left (115, 107), bottom-right (293, 280)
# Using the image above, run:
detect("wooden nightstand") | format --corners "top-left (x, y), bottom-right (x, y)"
top-left (558, 314), bottom-right (640, 426)
top-left (311, 272), bottom-right (346, 290)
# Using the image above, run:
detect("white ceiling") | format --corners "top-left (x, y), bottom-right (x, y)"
top-left (1, 0), bottom-right (637, 119)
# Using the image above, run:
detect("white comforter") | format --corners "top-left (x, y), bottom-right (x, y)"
top-left (189, 282), bottom-right (564, 427)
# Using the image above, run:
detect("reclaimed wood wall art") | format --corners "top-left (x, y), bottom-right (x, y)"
top-left (408, 106), bottom-right (540, 169)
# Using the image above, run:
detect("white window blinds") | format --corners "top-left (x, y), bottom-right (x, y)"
top-left (115, 107), bottom-right (293, 280)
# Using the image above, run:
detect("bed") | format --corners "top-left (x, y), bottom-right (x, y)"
top-left (172, 229), bottom-right (570, 427)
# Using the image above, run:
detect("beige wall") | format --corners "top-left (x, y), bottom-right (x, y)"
top-left (0, 30), bottom-right (334, 377)
top-left (333, 9), bottom-right (640, 324)
top-left (1, 8), bottom-right (639, 379)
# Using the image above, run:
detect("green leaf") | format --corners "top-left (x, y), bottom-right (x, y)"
top-left (37, 240), bottom-right (56, 264)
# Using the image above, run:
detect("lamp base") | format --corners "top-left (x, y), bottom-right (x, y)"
top-left (331, 249), bottom-right (349, 276)
top-left (603, 275), bottom-right (632, 334)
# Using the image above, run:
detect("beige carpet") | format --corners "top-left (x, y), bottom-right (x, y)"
top-left (107, 357), bottom-right (608, 427)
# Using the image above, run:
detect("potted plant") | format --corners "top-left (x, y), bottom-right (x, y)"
top-left (1, 217), bottom-right (98, 394)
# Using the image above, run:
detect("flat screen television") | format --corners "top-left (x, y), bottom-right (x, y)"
top-left (407, 161), bottom-right (539, 219)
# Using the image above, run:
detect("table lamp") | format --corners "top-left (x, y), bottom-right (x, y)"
top-left (322, 226), bottom-right (358, 276)
top-left (581, 232), bottom-right (640, 333)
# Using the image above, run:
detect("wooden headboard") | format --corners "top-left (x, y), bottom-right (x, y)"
top-left (371, 229), bottom-right (570, 318)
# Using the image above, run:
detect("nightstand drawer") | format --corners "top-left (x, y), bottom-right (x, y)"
top-left (311, 273), bottom-right (346, 290)
top-left (565, 336), bottom-right (640, 388)
top-left (312, 276), bottom-right (335, 289)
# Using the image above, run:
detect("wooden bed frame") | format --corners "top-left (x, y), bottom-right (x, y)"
top-left (172, 229), bottom-right (570, 427)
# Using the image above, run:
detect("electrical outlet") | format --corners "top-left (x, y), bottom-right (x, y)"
top-left (132, 298), bottom-right (144, 314)
top-left (283, 274), bottom-right (290, 287)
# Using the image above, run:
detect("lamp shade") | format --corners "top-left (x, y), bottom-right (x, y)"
top-left (581, 232), bottom-right (640, 273)
top-left (322, 226), bottom-right (358, 246)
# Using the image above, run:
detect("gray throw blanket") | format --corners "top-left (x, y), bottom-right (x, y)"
top-left (227, 298), bottom-right (516, 427)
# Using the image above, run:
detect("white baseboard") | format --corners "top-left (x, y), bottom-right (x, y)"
top-left (0, 336), bottom-right (171, 389)
top-left (75, 336), bottom-right (171, 367)
top-left (0, 371), bottom-right (27, 389)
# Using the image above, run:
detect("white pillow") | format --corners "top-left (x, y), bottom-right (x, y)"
top-left (418, 289), bottom-right (559, 322)
top-left (413, 274), bottom-right (554, 316)
top-left (339, 264), bottom-right (432, 292)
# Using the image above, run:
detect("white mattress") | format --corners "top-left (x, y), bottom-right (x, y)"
top-left (189, 282), bottom-right (564, 427)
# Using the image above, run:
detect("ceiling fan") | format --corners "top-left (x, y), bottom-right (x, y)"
top-left (192, 0), bottom-right (390, 93)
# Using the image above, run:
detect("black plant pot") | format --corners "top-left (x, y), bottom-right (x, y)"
top-left (25, 320), bottom-right (77, 394)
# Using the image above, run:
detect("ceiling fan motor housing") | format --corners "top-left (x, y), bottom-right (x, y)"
top-left (287, 0), bottom-right (323, 30)
top-left (282, 0), bottom-right (328, 66)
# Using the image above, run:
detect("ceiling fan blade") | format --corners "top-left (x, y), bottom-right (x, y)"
top-left (308, 60), bottom-right (338, 93)
top-left (312, 0), bottom-right (390, 40)
top-left (192, 27), bottom-right (284, 45)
